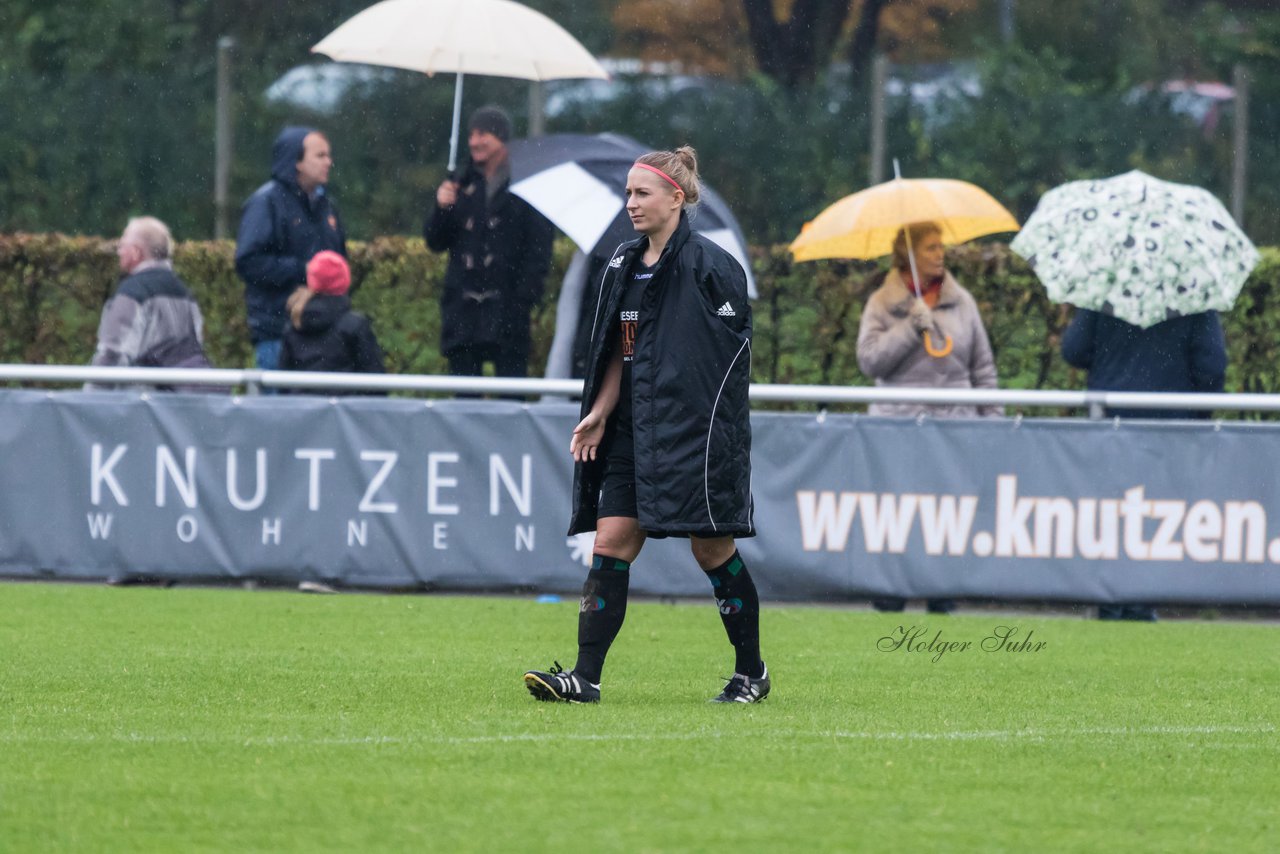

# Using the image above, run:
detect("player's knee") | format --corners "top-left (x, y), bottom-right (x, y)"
top-left (593, 528), bottom-right (642, 563)
top-left (691, 537), bottom-right (735, 570)
top-left (593, 540), bottom-right (630, 561)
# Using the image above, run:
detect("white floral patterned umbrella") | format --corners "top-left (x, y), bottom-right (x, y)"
top-left (1011, 170), bottom-right (1259, 328)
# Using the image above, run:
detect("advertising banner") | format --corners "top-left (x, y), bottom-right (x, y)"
top-left (2, 390), bottom-right (1277, 604)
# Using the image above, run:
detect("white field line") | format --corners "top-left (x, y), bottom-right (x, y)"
top-left (1, 724), bottom-right (1273, 748)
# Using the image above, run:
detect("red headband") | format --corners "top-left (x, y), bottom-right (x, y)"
top-left (633, 161), bottom-right (682, 193)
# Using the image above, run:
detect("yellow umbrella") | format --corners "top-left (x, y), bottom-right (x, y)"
top-left (789, 176), bottom-right (1020, 262)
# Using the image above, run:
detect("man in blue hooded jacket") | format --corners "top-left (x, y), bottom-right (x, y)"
top-left (235, 127), bottom-right (347, 370)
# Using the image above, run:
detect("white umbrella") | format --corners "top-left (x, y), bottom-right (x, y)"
top-left (312, 0), bottom-right (609, 170)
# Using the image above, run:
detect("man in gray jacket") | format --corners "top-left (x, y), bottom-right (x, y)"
top-left (87, 216), bottom-right (213, 391)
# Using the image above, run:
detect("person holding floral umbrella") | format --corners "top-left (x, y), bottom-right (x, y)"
top-left (1014, 169), bottom-right (1244, 621)
top-left (1061, 304), bottom-right (1227, 623)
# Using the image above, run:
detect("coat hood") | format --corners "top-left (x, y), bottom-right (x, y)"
top-left (296, 293), bottom-right (352, 333)
top-left (271, 126), bottom-right (318, 187)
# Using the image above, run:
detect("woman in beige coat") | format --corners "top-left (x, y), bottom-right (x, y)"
top-left (856, 221), bottom-right (1001, 614)
top-left (856, 221), bottom-right (1001, 419)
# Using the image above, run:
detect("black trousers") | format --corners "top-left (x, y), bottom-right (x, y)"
top-left (447, 345), bottom-right (529, 399)
top-left (447, 345), bottom-right (527, 378)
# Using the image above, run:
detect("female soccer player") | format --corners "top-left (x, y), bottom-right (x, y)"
top-left (524, 146), bottom-right (767, 704)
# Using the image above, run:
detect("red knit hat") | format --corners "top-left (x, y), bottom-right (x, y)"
top-left (307, 250), bottom-right (350, 295)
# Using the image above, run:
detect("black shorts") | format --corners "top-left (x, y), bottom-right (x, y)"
top-left (597, 414), bottom-right (638, 520)
top-left (595, 414), bottom-right (726, 540)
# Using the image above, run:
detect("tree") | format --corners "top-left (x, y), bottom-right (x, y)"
top-left (738, 0), bottom-right (961, 92)
top-left (847, 0), bottom-right (895, 92)
top-left (612, 1), bottom-right (977, 92)
top-left (741, 0), bottom-right (854, 88)
top-left (610, 0), bottom-right (755, 76)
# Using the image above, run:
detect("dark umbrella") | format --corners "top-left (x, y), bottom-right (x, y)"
top-left (508, 133), bottom-right (756, 295)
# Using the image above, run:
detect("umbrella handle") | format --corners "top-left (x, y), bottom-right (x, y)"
top-left (923, 331), bottom-right (953, 358)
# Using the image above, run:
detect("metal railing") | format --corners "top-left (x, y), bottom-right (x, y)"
top-left (0, 364), bottom-right (583, 398)
top-left (5, 363), bottom-right (1280, 419)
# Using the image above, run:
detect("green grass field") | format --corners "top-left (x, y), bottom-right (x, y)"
top-left (2, 582), bottom-right (1276, 852)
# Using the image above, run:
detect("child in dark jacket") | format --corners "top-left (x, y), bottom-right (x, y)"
top-left (279, 251), bottom-right (385, 389)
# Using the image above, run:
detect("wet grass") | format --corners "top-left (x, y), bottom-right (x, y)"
top-left (1, 582), bottom-right (1276, 852)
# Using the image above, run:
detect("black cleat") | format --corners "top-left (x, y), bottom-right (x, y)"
top-left (712, 663), bottom-right (770, 704)
top-left (523, 661), bottom-right (600, 703)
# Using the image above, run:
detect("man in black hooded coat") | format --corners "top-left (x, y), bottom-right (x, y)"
top-left (235, 126), bottom-right (347, 370)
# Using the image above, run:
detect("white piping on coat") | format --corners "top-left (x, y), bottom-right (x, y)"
top-left (704, 338), bottom-right (751, 532)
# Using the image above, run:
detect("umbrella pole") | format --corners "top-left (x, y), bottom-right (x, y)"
top-left (893, 159), bottom-right (923, 299)
top-left (447, 72), bottom-right (465, 174)
top-left (893, 161), bottom-right (948, 356)
top-left (904, 227), bottom-right (923, 299)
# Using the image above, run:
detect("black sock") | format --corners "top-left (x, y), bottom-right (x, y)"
top-left (704, 551), bottom-right (763, 679)
top-left (573, 554), bottom-right (631, 684)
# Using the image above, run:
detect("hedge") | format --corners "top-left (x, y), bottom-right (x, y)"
top-left (3, 233), bottom-right (1279, 411)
